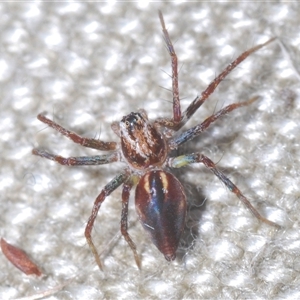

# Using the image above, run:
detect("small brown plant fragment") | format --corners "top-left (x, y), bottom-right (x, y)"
top-left (1, 238), bottom-right (42, 276)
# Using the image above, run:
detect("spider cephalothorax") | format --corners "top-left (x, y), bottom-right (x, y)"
top-left (119, 111), bottom-right (168, 169)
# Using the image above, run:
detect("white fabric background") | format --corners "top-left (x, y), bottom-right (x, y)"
top-left (0, 2), bottom-right (299, 299)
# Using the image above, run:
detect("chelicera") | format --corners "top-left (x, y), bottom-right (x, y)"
top-left (32, 11), bottom-right (278, 270)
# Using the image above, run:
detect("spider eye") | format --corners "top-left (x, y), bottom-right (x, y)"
top-left (122, 113), bottom-right (144, 131)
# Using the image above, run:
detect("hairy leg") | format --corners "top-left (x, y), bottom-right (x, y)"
top-left (170, 96), bottom-right (259, 149)
top-left (169, 153), bottom-right (280, 228)
top-left (32, 149), bottom-right (119, 166)
top-left (85, 171), bottom-right (129, 270)
top-left (121, 181), bottom-right (141, 269)
top-left (36, 113), bottom-right (117, 151)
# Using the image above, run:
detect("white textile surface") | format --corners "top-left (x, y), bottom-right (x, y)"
top-left (1, 2), bottom-right (300, 300)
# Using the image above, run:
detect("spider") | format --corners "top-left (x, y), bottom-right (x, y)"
top-left (32, 11), bottom-right (278, 270)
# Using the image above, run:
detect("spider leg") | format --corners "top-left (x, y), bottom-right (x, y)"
top-left (179, 38), bottom-right (276, 129)
top-left (121, 181), bottom-right (141, 269)
top-left (170, 96), bottom-right (259, 149)
top-left (32, 149), bottom-right (119, 166)
top-left (36, 113), bottom-right (117, 151)
top-left (155, 36), bottom-right (276, 131)
top-left (169, 153), bottom-right (280, 228)
top-left (85, 171), bottom-right (129, 270)
top-left (158, 11), bottom-right (181, 124)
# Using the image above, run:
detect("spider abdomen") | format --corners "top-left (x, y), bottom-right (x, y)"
top-left (135, 170), bottom-right (187, 261)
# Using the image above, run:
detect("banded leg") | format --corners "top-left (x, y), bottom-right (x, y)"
top-left (169, 153), bottom-right (280, 228)
top-left (155, 37), bottom-right (275, 130)
top-left (159, 10), bottom-right (181, 124)
top-left (179, 38), bottom-right (276, 129)
top-left (121, 181), bottom-right (141, 269)
top-left (170, 96), bottom-right (259, 149)
top-left (32, 149), bottom-right (119, 166)
top-left (36, 113), bottom-right (117, 151)
top-left (85, 171), bottom-right (129, 270)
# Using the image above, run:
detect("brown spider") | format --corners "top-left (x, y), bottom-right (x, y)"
top-left (32, 11), bottom-right (278, 270)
